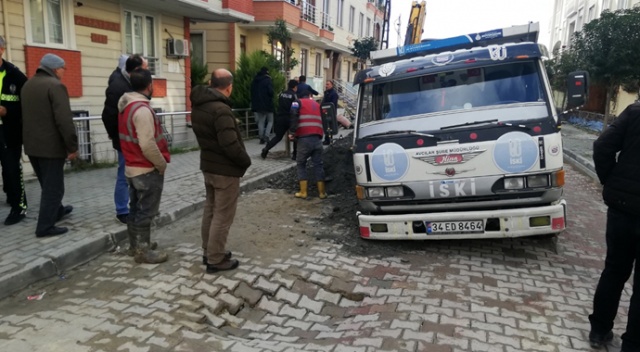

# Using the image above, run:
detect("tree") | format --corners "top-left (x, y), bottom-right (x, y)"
top-left (266, 19), bottom-right (299, 76)
top-left (190, 58), bottom-right (209, 88)
top-left (231, 50), bottom-right (286, 110)
top-left (349, 37), bottom-right (378, 65)
top-left (570, 7), bottom-right (640, 130)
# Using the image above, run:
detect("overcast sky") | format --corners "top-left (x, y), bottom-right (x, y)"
top-left (388, 0), bottom-right (555, 48)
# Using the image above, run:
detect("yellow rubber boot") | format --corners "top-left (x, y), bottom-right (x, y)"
top-left (317, 181), bottom-right (327, 199)
top-left (295, 180), bottom-right (308, 198)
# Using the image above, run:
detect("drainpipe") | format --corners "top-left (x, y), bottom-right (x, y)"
top-left (2, 0), bottom-right (11, 61)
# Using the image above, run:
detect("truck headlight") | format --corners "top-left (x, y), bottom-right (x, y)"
top-left (527, 174), bottom-right (549, 188)
top-left (386, 186), bottom-right (404, 197)
top-left (367, 187), bottom-right (385, 198)
top-left (504, 177), bottom-right (525, 190)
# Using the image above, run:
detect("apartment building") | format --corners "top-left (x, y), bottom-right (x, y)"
top-left (192, 0), bottom-right (385, 95)
top-left (0, 0), bottom-right (253, 162)
top-left (549, 0), bottom-right (640, 113)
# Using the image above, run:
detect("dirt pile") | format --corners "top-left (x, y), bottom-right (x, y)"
top-left (262, 134), bottom-right (362, 246)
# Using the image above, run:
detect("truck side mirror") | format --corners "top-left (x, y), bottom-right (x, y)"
top-left (566, 71), bottom-right (589, 109)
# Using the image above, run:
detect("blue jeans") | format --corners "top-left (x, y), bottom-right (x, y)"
top-left (296, 135), bottom-right (324, 181)
top-left (127, 170), bottom-right (164, 228)
top-left (255, 112), bottom-right (274, 140)
top-left (590, 207), bottom-right (640, 352)
top-left (115, 151), bottom-right (129, 215)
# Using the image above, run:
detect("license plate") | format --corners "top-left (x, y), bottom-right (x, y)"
top-left (426, 220), bottom-right (484, 234)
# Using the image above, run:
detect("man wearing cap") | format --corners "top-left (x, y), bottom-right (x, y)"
top-left (21, 53), bottom-right (78, 237)
top-left (0, 35), bottom-right (28, 226)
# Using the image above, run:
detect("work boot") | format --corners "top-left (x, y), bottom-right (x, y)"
top-left (124, 223), bottom-right (158, 256)
top-left (261, 148), bottom-right (268, 159)
top-left (131, 225), bottom-right (168, 264)
top-left (317, 181), bottom-right (327, 199)
top-left (589, 331), bottom-right (613, 349)
top-left (295, 180), bottom-right (308, 199)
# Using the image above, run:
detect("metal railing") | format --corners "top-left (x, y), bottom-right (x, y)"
top-left (300, 1), bottom-right (317, 24)
top-left (321, 11), bottom-right (332, 30)
top-left (71, 108), bottom-right (262, 164)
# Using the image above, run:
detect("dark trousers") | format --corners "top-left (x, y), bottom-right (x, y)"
top-left (201, 173), bottom-right (240, 264)
top-left (0, 144), bottom-right (27, 211)
top-left (127, 170), bottom-right (164, 228)
top-left (296, 135), bottom-right (324, 181)
top-left (264, 119), bottom-right (296, 155)
top-left (29, 156), bottom-right (66, 234)
top-left (590, 207), bottom-right (640, 352)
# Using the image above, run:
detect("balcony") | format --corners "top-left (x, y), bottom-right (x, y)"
top-left (253, 0), bottom-right (302, 26)
top-left (126, 0), bottom-right (253, 22)
top-left (299, 1), bottom-right (319, 34)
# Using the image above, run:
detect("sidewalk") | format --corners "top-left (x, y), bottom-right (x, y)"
top-left (0, 137), bottom-right (297, 300)
top-left (0, 124), bottom-right (599, 300)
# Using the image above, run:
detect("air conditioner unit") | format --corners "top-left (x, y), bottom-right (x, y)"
top-left (323, 58), bottom-right (330, 69)
top-left (166, 38), bottom-right (189, 57)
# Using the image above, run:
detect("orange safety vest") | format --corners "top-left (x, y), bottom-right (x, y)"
top-left (295, 98), bottom-right (324, 138)
top-left (118, 101), bottom-right (170, 168)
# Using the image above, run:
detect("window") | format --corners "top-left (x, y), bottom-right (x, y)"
top-left (240, 35), bottom-right (247, 55)
top-left (359, 13), bottom-right (364, 37)
top-left (336, 60), bottom-right (341, 79)
top-left (618, 0), bottom-right (627, 9)
top-left (272, 41), bottom-right (284, 65)
top-left (588, 5), bottom-right (595, 21)
top-left (577, 9), bottom-right (584, 31)
top-left (366, 17), bottom-right (371, 37)
top-left (124, 10), bottom-right (158, 75)
top-left (28, 0), bottom-right (66, 45)
top-left (567, 21), bottom-right (576, 44)
top-left (190, 32), bottom-right (204, 65)
top-left (300, 49), bottom-right (308, 76)
top-left (337, 0), bottom-right (344, 27)
top-left (315, 53), bottom-right (322, 76)
top-left (602, 0), bottom-right (609, 10)
top-left (348, 6), bottom-right (355, 33)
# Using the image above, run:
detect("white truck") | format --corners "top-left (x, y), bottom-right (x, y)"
top-left (351, 23), bottom-right (588, 240)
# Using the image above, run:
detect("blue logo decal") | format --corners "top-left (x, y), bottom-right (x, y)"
top-left (493, 132), bottom-right (538, 173)
top-left (371, 143), bottom-right (409, 181)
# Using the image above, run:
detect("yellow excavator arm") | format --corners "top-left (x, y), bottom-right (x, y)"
top-left (404, 1), bottom-right (427, 46)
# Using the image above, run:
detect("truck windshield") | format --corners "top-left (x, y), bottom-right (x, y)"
top-left (359, 61), bottom-right (545, 122)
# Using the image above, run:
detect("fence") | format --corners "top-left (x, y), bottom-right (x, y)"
top-left (72, 108), bottom-right (262, 164)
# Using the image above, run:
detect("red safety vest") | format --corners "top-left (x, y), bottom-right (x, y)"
top-left (118, 101), bottom-right (170, 168)
top-left (295, 98), bottom-right (324, 138)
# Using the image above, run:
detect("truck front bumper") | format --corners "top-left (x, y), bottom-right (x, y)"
top-left (357, 199), bottom-right (567, 240)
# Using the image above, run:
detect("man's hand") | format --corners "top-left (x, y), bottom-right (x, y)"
top-left (0, 106), bottom-right (7, 117)
top-left (67, 151), bottom-right (79, 160)
top-left (288, 134), bottom-right (295, 141)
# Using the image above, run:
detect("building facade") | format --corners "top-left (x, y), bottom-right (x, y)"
top-left (192, 0), bottom-right (384, 96)
top-left (549, 0), bottom-right (640, 114)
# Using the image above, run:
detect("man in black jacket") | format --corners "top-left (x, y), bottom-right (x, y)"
top-left (101, 54), bottom-right (147, 224)
top-left (0, 36), bottom-right (28, 225)
top-left (589, 101), bottom-right (640, 352)
top-left (321, 80), bottom-right (339, 145)
top-left (250, 67), bottom-right (274, 144)
top-left (261, 79), bottom-right (299, 159)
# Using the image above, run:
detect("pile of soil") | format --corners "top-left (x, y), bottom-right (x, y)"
top-left (262, 134), bottom-right (363, 248)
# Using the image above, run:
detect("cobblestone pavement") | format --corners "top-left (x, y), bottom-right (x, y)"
top-left (0, 161), bottom-right (627, 352)
top-left (0, 132), bottom-right (298, 300)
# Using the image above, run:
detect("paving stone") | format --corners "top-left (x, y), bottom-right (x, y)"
top-left (255, 276), bottom-right (281, 295)
top-left (234, 282), bottom-right (264, 306)
top-left (298, 295), bottom-right (324, 314)
top-left (314, 288), bottom-right (341, 305)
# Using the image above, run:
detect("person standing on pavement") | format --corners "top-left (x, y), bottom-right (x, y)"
top-left (101, 54), bottom-right (148, 225)
top-left (191, 69), bottom-right (251, 273)
top-left (589, 100), bottom-right (640, 352)
top-left (21, 53), bottom-right (77, 237)
top-left (289, 91), bottom-right (326, 199)
top-left (0, 36), bottom-right (28, 225)
top-left (321, 80), bottom-right (339, 145)
top-left (295, 75), bottom-right (318, 98)
top-left (250, 67), bottom-right (274, 144)
top-left (261, 79), bottom-right (299, 159)
top-left (118, 68), bottom-right (170, 264)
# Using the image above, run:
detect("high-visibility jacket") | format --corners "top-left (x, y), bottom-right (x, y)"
top-left (118, 101), bottom-right (170, 168)
top-left (294, 98), bottom-right (323, 138)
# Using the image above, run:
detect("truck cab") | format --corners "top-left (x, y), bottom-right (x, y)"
top-left (352, 23), bottom-right (573, 240)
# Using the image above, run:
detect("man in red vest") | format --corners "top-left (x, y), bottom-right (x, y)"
top-left (118, 68), bottom-right (170, 264)
top-left (289, 90), bottom-right (327, 199)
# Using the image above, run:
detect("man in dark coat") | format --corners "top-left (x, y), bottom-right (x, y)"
top-left (21, 53), bottom-right (78, 237)
top-left (250, 67), bottom-right (274, 144)
top-left (191, 69), bottom-right (251, 274)
top-left (101, 54), bottom-right (147, 224)
top-left (0, 36), bottom-right (28, 225)
top-left (261, 79), bottom-right (299, 159)
top-left (589, 101), bottom-right (640, 352)
top-left (321, 80), bottom-right (339, 145)
top-left (295, 75), bottom-right (318, 98)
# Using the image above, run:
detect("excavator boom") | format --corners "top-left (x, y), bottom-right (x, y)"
top-left (404, 1), bottom-right (426, 46)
